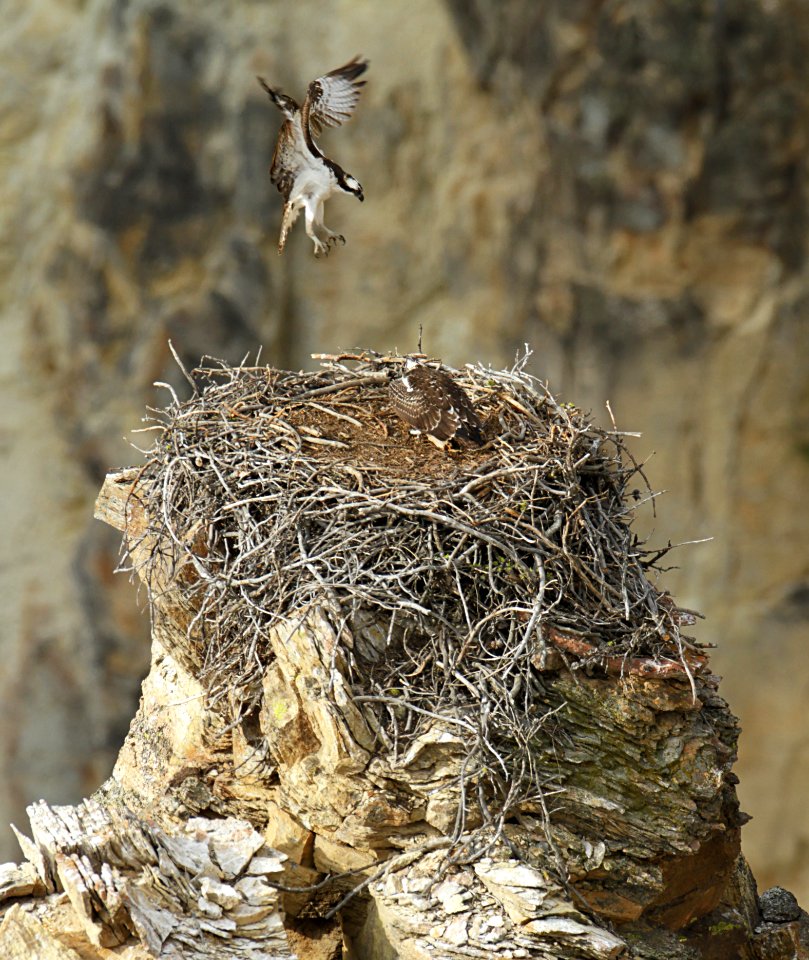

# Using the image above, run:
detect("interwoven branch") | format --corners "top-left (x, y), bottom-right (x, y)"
top-left (124, 350), bottom-right (701, 834)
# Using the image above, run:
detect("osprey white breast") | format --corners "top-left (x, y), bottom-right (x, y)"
top-left (257, 57), bottom-right (368, 257)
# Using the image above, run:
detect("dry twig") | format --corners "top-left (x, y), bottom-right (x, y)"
top-left (124, 350), bottom-right (700, 852)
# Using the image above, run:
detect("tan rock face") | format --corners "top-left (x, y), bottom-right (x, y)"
top-left (0, 0), bottom-right (518, 863)
top-left (1, 0), bottom-right (808, 910)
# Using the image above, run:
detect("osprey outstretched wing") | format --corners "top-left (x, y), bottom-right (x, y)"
top-left (389, 360), bottom-right (485, 448)
top-left (257, 57), bottom-right (368, 257)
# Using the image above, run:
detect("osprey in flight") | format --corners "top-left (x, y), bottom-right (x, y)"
top-left (389, 360), bottom-right (485, 448)
top-left (257, 57), bottom-right (368, 257)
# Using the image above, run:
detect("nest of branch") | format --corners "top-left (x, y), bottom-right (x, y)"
top-left (129, 351), bottom-right (701, 820)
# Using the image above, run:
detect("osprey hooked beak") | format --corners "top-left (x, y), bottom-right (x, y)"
top-left (342, 174), bottom-right (364, 201)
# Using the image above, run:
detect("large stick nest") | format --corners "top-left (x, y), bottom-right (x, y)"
top-left (129, 351), bottom-right (702, 809)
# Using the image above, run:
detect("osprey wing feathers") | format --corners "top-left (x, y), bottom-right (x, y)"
top-left (389, 379), bottom-right (446, 438)
top-left (269, 122), bottom-right (304, 202)
top-left (389, 365), bottom-right (484, 447)
top-left (304, 56), bottom-right (368, 138)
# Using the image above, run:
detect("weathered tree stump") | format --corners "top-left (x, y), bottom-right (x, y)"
top-left (1, 355), bottom-right (806, 959)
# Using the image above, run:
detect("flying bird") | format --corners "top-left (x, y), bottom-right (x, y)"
top-left (389, 360), bottom-right (484, 448)
top-left (257, 57), bottom-right (368, 257)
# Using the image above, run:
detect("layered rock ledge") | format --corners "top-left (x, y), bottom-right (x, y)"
top-left (1, 356), bottom-right (806, 959)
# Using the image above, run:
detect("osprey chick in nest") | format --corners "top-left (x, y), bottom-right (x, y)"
top-left (389, 360), bottom-right (484, 448)
top-left (258, 57), bottom-right (368, 257)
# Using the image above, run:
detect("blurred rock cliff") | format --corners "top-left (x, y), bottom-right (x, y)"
top-left (1, 0), bottom-right (807, 903)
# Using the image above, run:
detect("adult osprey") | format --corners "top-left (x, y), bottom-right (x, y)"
top-left (257, 57), bottom-right (368, 257)
top-left (389, 360), bottom-right (485, 447)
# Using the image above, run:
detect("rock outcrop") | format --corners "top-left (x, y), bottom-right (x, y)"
top-left (1, 0), bottom-right (808, 905)
top-left (2, 359), bottom-right (806, 959)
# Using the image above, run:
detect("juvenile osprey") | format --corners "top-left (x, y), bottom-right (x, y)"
top-left (389, 360), bottom-right (484, 447)
top-left (257, 57), bottom-right (368, 257)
